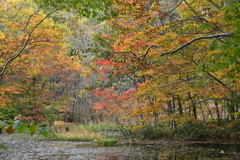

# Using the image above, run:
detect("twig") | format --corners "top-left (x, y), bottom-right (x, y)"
top-left (206, 72), bottom-right (240, 100)
top-left (0, 9), bottom-right (58, 77)
top-left (160, 32), bottom-right (231, 56)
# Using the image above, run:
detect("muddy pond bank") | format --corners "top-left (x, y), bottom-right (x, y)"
top-left (1, 133), bottom-right (240, 160)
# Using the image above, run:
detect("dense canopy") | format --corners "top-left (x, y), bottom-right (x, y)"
top-left (0, 0), bottom-right (239, 140)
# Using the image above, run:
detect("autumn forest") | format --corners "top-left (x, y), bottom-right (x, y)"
top-left (0, 0), bottom-right (240, 141)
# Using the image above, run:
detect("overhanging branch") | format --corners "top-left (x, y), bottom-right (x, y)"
top-left (0, 9), bottom-right (58, 77)
top-left (160, 32), bottom-right (232, 56)
top-left (132, 32), bottom-right (232, 59)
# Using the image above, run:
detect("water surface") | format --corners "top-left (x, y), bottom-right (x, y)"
top-left (1, 134), bottom-right (239, 159)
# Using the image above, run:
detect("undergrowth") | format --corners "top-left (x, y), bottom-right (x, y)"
top-left (130, 119), bottom-right (240, 141)
top-left (48, 121), bottom-right (119, 146)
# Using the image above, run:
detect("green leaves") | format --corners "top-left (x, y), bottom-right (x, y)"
top-left (1, 121), bottom-right (8, 128)
top-left (36, 0), bottom-right (116, 19)
top-left (30, 123), bottom-right (48, 137)
top-left (0, 120), bottom-right (48, 137)
top-left (30, 123), bottom-right (37, 135)
top-left (199, 23), bottom-right (215, 31)
top-left (38, 127), bottom-right (48, 137)
top-left (13, 120), bottom-right (23, 130)
top-left (17, 123), bottom-right (28, 133)
top-left (0, 145), bottom-right (8, 151)
top-left (12, 120), bottom-right (28, 133)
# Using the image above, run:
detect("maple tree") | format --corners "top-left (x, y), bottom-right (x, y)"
top-left (0, 0), bottom-right (239, 141)
top-left (89, 0), bottom-right (240, 137)
top-left (0, 0), bottom-right (83, 124)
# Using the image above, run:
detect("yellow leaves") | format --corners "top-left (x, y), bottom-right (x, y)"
top-left (78, 89), bottom-right (88, 98)
top-left (0, 32), bottom-right (5, 39)
top-left (82, 69), bottom-right (91, 78)
top-left (150, 1), bottom-right (161, 11)
top-left (93, 0), bottom-right (240, 132)
top-left (176, 115), bottom-right (195, 125)
top-left (176, 36), bottom-right (192, 45)
top-left (137, 69), bottom-right (155, 77)
top-left (6, 0), bottom-right (18, 3)
top-left (153, 32), bottom-right (178, 52)
top-left (232, 79), bottom-right (240, 90)
top-left (131, 125), bottom-right (143, 132)
top-left (6, 124), bottom-right (14, 134)
top-left (226, 119), bottom-right (240, 129)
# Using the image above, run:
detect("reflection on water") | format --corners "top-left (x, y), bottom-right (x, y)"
top-left (100, 143), bottom-right (240, 160)
top-left (2, 134), bottom-right (239, 159)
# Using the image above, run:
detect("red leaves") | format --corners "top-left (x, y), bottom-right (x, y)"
top-left (60, 105), bottom-right (73, 113)
top-left (90, 87), bottom-right (115, 97)
top-left (101, 34), bottom-right (110, 38)
top-left (93, 60), bottom-right (113, 66)
top-left (20, 106), bottom-right (46, 121)
top-left (90, 87), bottom-right (136, 114)
top-left (23, 107), bottom-right (45, 114)
top-left (19, 116), bottom-right (46, 121)
top-left (92, 59), bottom-right (113, 80)
top-left (0, 87), bottom-right (21, 94)
top-left (123, 88), bottom-right (136, 95)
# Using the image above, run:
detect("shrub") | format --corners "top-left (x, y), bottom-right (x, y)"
top-left (176, 120), bottom-right (232, 141)
top-left (131, 122), bottom-right (175, 140)
top-left (51, 121), bottom-right (73, 133)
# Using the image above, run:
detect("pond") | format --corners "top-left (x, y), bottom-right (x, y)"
top-left (117, 143), bottom-right (240, 160)
top-left (0, 134), bottom-right (239, 159)
top-left (98, 142), bottom-right (240, 160)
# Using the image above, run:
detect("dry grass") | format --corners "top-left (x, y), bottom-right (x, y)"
top-left (49, 121), bottom-right (119, 145)
top-left (51, 121), bottom-right (105, 141)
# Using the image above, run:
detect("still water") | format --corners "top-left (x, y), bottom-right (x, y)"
top-left (1, 133), bottom-right (239, 160)
top-left (98, 143), bottom-right (240, 160)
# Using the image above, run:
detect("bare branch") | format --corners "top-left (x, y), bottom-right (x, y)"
top-left (206, 0), bottom-right (222, 9)
top-left (138, 45), bottom-right (160, 58)
top-left (183, 0), bottom-right (201, 20)
top-left (29, 9), bottom-right (57, 34)
top-left (185, 98), bottom-right (240, 110)
top-left (168, 0), bottom-right (184, 13)
top-left (183, 0), bottom-right (224, 32)
top-left (25, 8), bottom-right (42, 32)
top-left (160, 32), bottom-right (232, 56)
top-left (0, 9), bottom-right (58, 77)
top-left (133, 45), bottom-right (160, 73)
top-left (206, 72), bottom-right (240, 100)
top-left (129, 32), bottom-right (231, 59)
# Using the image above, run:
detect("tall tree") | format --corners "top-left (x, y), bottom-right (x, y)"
top-left (0, 0), bottom-right (83, 122)
top-left (89, 0), bottom-right (240, 130)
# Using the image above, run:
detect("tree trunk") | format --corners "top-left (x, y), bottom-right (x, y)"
top-left (188, 92), bottom-right (197, 119)
top-left (176, 95), bottom-right (183, 115)
top-left (214, 100), bottom-right (221, 126)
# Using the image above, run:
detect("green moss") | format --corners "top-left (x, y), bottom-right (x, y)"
top-left (52, 134), bottom-right (98, 141)
top-left (95, 138), bottom-right (117, 146)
